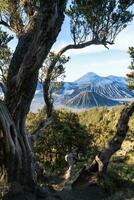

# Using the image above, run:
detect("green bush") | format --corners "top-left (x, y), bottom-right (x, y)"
top-left (27, 108), bottom-right (91, 172)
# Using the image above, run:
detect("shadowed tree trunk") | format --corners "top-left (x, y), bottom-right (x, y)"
top-left (0, 100), bottom-right (34, 185)
top-left (0, 0), bottom-right (67, 190)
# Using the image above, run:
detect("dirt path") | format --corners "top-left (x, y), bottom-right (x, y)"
top-left (46, 173), bottom-right (106, 200)
top-left (2, 172), bottom-right (106, 200)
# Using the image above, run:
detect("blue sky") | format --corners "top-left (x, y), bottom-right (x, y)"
top-left (8, 11), bottom-right (134, 82)
top-left (51, 15), bottom-right (134, 82)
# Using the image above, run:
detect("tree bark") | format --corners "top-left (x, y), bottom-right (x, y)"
top-left (88, 103), bottom-right (134, 177)
top-left (0, 100), bottom-right (23, 184)
top-left (0, 0), bottom-right (67, 189)
top-left (5, 1), bottom-right (66, 121)
top-left (42, 59), bottom-right (57, 118)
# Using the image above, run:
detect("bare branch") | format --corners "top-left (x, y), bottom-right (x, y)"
top-left (58, 39), bottom-right (114, 56)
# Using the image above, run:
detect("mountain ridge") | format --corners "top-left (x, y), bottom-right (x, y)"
top-left (74, 72), bottom-right (126, 85)
top-left (66, 91), bottom-right (121, 108)
top-left (31, 72), bottom-right (134, 111)
top-left (54, 72), bottom-right (134, 108)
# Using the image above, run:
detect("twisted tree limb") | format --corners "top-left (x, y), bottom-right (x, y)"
top-left (87, 102), bottom-right (134, 177)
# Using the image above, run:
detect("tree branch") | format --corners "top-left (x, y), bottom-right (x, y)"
top-left (5, 1), bottom-right (66, 121)
top-left (58, 39), bottom-right (114, 56)
top-left (88, 102), bottom-right (134, 177)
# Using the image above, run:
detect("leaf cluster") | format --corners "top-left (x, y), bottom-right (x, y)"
top-left (0, 28), bottom-right (12, 87)
top-left (0, 0), bottom-right (40, 36)
top-left (40, 52), bottom-right (69, 83)
top-left (67, 0), bottom-right (134, 44)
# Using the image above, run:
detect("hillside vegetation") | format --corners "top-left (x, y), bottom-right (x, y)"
top-left (1, 106), bottom-right (133, 198)
top-left (27, 106), bottom-right (134, 188)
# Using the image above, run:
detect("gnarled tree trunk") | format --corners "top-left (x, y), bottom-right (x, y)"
top-left (0, 0), bottom-right (67, 191)
top-left (0, 100), bottom-right (24, 184)
top-left (0, 99), bottom-right (37, 192)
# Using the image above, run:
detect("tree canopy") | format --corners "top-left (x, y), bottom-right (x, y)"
top-left (68, 0), bottom-right (134, 45)
top-left (0, 28), bottom-right (12, 94)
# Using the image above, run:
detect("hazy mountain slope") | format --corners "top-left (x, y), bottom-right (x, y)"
top-left (30, 72), bottom-right (134, 111)
top-left (71, 72), bottom-right (134, 99)
top-left (66, 91), bottom-right (121, 108)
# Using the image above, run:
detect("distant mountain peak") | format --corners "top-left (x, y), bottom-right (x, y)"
top-left (74, 72), bottom-right (127, 85)
top-left (75, 72), bottom-right (101, 83)
top-left (31, 72), bottom-right (134, 111)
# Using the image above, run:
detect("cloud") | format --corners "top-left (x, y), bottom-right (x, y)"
top-left (88, 59), bottom-right (130, 68)
top-left (64, 57), bottom-right (131, 82)
top-left (110, 24), bottom-right (134, 51)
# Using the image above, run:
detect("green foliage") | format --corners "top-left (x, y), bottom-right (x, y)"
top-left (127, 47), bottom-right (134, 90)
top-left (27, 108), bottom-right (91, 172)
top-left (78, 106), bottom-right (133, 132)
top-left (27, 106), bottom-right (134, 176)
top-left (0, 28), bottom-right (12, 88)
top-left (39, 52), bottom-right (69, 84)
top-left (0, 0), bottom-right (9, 11)
top-left (26, 105), bottom-right (134, 200)
top-left (79, 106), bottom-right (134, 156)
top-left (26, 109), bottom-right (45, 134)
top-left (68, 0), bottom-right (134, 44)
top-left (0, 0), bottom-right (39, 36)
top-left (102, 162), bottom-right (134, 199)
top-left (78, 106), bottom-right (134, 197)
